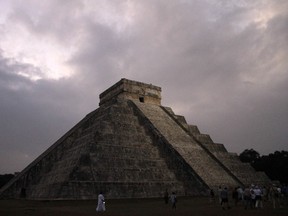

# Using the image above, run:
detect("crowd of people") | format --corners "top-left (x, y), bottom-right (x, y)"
top-left (95, 184), bottom-right (288, 212)
top-left (213, 184), bottom-right (288, 210)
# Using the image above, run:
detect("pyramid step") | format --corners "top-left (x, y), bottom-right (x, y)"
top-left (188, 125), bottom-right (201, 135)
top-left (133, 101), bottom-right (241, 188)
top-left (195, 134), bottom-right (214, 144)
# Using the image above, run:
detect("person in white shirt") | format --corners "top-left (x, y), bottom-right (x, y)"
top-left (254, 186), bottom-right (263, 208)
top-left (96, 191), bottom-right (106, 212)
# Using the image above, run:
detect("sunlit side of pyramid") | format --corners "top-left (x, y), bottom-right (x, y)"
top-left (0, 79), bottom-right (271, 200)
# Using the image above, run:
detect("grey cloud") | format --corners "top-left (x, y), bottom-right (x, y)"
top-left (0, 53), bottom-right (100, 173)
top-left (70, 0), bottom-right (288, 155)
top-left (8, 0), bottom-right (85, 45)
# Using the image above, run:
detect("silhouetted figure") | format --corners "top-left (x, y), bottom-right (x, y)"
top-left (218, 186), bottom-right (222, 204)
top-left (232, 187), bottom-right (239, 206)
top-left (250, 186), bottom-right (256, 208)
top-left (164, 189), bottom-right (169, 204)
top-left (269, 185), bottom-right (281, 208)
top-left (210, 189), bottom-right (215, 203)
top-left (243, 186), bottom-right (252, 209)
top-left (20, 188), bottom-right (26, 199)
top-left (254, 185), bottom-right (263, 208)
top-left (96, 191), bottom-right (105, 212)
top-left (170, 192), bottom-right (177, 209)
top-left (220, 187), bottom-right (230, 210)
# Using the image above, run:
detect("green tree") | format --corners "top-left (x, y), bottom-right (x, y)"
top-left (0, 174), bottom-right (15, 188)
top-left (239, 149), bottom-right (288, 183)
top-left (239, 149), bottom-right (260, 163)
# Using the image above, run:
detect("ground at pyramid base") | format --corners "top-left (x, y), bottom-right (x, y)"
top-left (0, 78), bottom-right (271, 200)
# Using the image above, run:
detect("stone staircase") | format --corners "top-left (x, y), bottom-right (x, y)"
top-left (132, 101), bottom-right (241, 189)
top-left (168, 110), bottom-right (271, 187)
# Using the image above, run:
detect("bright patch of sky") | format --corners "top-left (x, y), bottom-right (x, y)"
top-left (0, 1), bottom-right (73, 81)
top-left (0, 0), bottom-right (137, 82)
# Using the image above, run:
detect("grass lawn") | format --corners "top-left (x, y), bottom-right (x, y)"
top-left (0, 196), bottom-right (287, 216)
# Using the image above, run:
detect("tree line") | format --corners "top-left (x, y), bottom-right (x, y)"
top-left (0, 174), bottom-right (14, 188)
top-left (239, 149), bottom-right (288, 184)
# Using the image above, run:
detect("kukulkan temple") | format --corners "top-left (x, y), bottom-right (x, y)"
top-left (0, 79), bottom-right (271, 200)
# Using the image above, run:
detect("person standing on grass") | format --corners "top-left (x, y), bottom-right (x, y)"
top-left (237, 186), bottom-right (244, 203)
top-left (220, 187), bottom-right (230, 210)
top-left (262, 186), bottom-right (268, 202)
top-left (254, 185), bottom-right (263, 208)
top-left (250, 186), bottom-right (256, 208)
top-left (210, 189), bottom-right (215, 203)
top-left (269, 185), bottom-right (281, 208)
top-left (218, 186), bottom-right (222, 204)
top-left (164, 189), bottom-right (169, 204)
top-left (243, 186), bottom-right (252, 209)
top-left (96, 191), bottom-right (106, 212)
top-left (232, 187), bottom-right (239, 206)
top-left (170, 191), bottom-right (177, 209)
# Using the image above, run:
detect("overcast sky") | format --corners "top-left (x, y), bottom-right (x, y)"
top-left (0, 0), bottom-right (287, 174)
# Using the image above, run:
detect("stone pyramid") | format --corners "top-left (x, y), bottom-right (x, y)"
top-left (0, 79), bottom-right (271, 200)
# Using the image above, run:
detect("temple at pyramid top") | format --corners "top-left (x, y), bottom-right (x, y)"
top-left (99, 78), bottom-right (162, 106)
